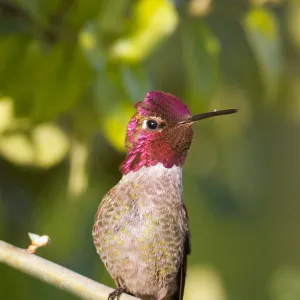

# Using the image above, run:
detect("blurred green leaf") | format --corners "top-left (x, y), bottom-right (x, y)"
top-left (41, 0), bottom-right (62, 15)
top-left (93, 65), bottom-right (125, 113)
top-left (79, 21), bottom-right (107, 71)
top-left (244, 8), bottom-right (281, 101)
top-left (98, 0), bottom-right (130, 33)
top-left (32, 123), bottom-right (70, 168)
top-left (16, 0), bottom-right (50, 29)
top-left (93, 65), bottom-right (134, 151)
top-left (93, 65), bottom-right (135, 151)
top-left (102, 100), bottom-right (135, 152)
top-left (0, 123), bottom-right (70, 168)
top-left (33, 184), bottom-right (87, 259)
top-left (182, 21), bottom-right (220, 110)
top-left (0, 36), bottom-right (31, 97)
top-left (68, 140), bottom-right (88, 197)
top-left (110, 0), bottom-right (178, 62)
top-left (0, 40), bottom-right (92, 121)
top-left (287, 1), bottom-right (300, 49)
top-left (0, 18), bottom-right (28, 35)
top-left (185, 265), bottom-right (226, 300)
top-left (120, 64), bottom-right (153, 101)
top-left (66, 0), bottom-right (102, 30)
top-left (270, 267), bottom-right (300, 300)
top-left (0, 133), bottom-right (35, 165)
top-left (0, 97), bottom-right (14, 133)
top-left (32, 43), bottom-right (92, 120)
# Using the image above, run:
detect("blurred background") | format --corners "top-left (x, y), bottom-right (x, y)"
top-left (0, 0), bottom-right (299, 299)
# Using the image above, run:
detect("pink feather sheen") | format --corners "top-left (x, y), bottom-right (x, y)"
top-left (120, 91), bottom-right (193, 175)
top-left (137, 91), bottom-right (191, 117)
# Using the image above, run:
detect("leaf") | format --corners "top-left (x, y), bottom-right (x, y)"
top-left (102, 100), bottom-right (135, 152)
top-left (15, 0), bottom-right (50, 29)
top-left (120, 64), bottom-right (153, 101)
top-left (286, 1), bottom-right (300, 50)
top-left (0, 97), bottom-right (14, 133)
top-left (0, 39), bottom-right (92, 121)
top-left (68, 140), bottom-right (88, 197)
top-left (0, 123), bottom-right (70, 168)
top-left (66, 0), bottom-right (102, 30)
top-left (181, 21), bottom-right (220, 110)
top-left (0, 133), bottom-right (34, 165)
top-left (32, 123), bottom-right (70, 168)
top-left (0, 36), bottom-right (31, 105)
top-left (79, 21), bottom-right (107, 71)
top-left (243, 8), bottom-right (281, 100)
top-left (98, 0), bottom-right (130, 33)
top-left (0, 18), bottom-right (29, 36)
top-left (32, 44), bottom-right (92, 121)
top-left (110, 0), bottom-right (178, 62)
top-left (93, 67), bottom-right (134, 152)
top-left (93, 65), bottom-right (125, 114)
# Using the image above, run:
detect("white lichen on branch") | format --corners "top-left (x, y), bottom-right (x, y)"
top-left (0, 240), bottom-right (139, 300)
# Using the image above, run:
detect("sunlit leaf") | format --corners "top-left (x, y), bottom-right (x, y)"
top-left (68, 140), bottom-right (88, 197)
top-left (102, 101), bottom-right (135, 152)
top-left (93, 66), bottom-right (134, 151)
top-left (185, 265), bottom-right (226, 300)
top-left (182, 21), bottom-right (220, 110)
top-left (0, 123), bottom-right (70, 168)
top-left (110, 0), bottom-right (178, 62)
top-left (0, 133), bottom-right (34, 165)
top-left (244, 8), bottom-right (281, 101)
top-left (0, 97), bottom-right (14, 133)
top-left (33, 123), bottom-right (70, 168)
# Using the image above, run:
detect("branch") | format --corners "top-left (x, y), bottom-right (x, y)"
top-left (0, 240), bottom-right (140, 300)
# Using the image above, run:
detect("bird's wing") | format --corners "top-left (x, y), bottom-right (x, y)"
top-left (172, 204), bottom-right (191, 300)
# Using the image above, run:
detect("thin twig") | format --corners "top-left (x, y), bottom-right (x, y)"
top-left (0, 240), bottom-right (139, 300)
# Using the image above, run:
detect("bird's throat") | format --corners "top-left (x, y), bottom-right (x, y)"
top-left (120, 145), bottom-right (186, 175)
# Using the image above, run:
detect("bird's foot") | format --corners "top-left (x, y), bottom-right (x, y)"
top-left (108, 287), bottom-right (125, 300)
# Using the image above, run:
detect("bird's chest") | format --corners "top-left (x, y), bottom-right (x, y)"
top-left (95, 164), bottom-right (187, 254)
top-left (115, 170), bottom-right (185, 251)
top-left (93, 165), bottom-right (188, 297)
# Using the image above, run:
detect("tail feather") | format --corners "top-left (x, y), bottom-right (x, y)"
top-left (171, 204), bottom-right (191, 300)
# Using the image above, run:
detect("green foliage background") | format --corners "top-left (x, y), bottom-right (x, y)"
top-left (0, 0), bottom-right (300, 299)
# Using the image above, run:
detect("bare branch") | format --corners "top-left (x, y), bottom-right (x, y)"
top-left (0, 240), bottom-right (139, 300)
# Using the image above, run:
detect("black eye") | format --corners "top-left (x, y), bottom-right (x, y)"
top-left (146, 120), bottom-right (158, 130)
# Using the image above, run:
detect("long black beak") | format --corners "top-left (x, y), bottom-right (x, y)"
top-left (178, 109), bottom-right (238, 124)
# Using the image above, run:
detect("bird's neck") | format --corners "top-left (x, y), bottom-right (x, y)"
top-left (119, 163), bottom-right (183, 200)
top-left (120, 144), bottom-right (186, 175)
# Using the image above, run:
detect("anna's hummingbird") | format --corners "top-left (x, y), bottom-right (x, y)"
top-left (93, 91), bottom-right (237, 300)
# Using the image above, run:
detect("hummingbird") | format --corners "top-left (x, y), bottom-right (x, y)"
top-left (93, 91), bottom-right (238, 300)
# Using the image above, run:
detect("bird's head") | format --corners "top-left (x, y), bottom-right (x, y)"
top-left (120, 91), bottom-right (237, 174)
